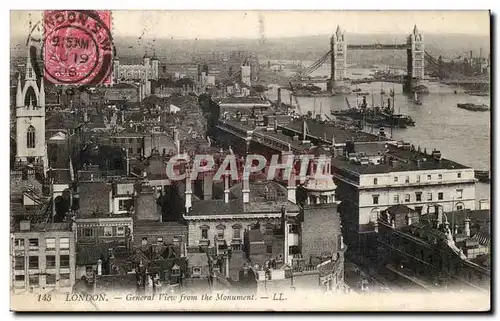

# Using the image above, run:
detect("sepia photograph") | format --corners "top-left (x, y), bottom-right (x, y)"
top-left (8, 9), bottom-right (491, 312)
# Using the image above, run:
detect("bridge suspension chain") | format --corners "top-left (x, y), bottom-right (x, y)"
top-left (293, 50), bottom-right (331, 80)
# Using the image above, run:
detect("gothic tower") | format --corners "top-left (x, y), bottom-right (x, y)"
top-left (407, 25), bottom-right (425, 81)
top-left (330, 26), bottom-right (347, 83)
top-left (112, 56), bottom-right (120, 84)
top-left (329, 25), bottom-right (348, 94)
top-left (15, 46), bottom-right (46, 166)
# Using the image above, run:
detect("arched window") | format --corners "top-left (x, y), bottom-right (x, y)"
top-left (26, 126), bottom-right (36, 149)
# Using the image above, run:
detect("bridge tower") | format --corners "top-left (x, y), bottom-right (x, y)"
top-left (405, 25), bottom-right (425, 93)
top-left (329, 26), bottom-right (349, 93)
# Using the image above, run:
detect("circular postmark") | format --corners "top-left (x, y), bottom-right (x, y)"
top-left (41, 10), bottom-right (114, 85)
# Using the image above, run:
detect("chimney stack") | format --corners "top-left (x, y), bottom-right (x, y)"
top-left (464, 217), bottom-right (471, 237)
top-left (97, 259), bottom-right (103, 276)
top-left (242, 170), bottom-right (250, 204)
top-left (224, 175), bottom-right (230, 204)
top-left (287, 171), bottom-right (297, 204)
top-left (277, 87), bottom-right (282, 107)
top-left (436, 205), bottom-right (443, 227)
top-left (405, 213), bottom-right (411, 226)
top-left (185, 168), bottom-right (192, 212)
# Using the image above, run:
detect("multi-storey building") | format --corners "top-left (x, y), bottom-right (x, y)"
top-left (113, 54), bottom-right (159, 83)
top-left (11, 221), bottom-right (76, 293)
top-left (331, 142), bottom-right (477, 256)
top-left (376, 208), bottom-right (490, 292)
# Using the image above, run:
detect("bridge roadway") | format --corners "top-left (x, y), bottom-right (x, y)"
top-left (290, 76), bottom-right (489, 85)
top-left (347, 44), bottom-right (408, 50)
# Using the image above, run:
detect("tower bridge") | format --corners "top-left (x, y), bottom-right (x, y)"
top-left (292, 25), bottom-right (489, 93)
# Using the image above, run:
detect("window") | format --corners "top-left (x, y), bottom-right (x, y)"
top-left (438, 174), bottom-right (443, 180)
top-left (15, 257), bottom-right (24, 270)
top-left (104, 226), bottom-right (113, 237)
top-left (427, 174), bottom-right (432, 180)
top-left (128, 148), bottom-right (133, 154)
top-left (29, 256), bottom-right (39, 269)
top-left (416, 192), bottom-right (422, 202)
top-left (233, 228), bottom-right (241, 239)
top-left (373, 178), bottom-right (378, 185)
top-left (457, 189), bottom-right (463, 199)
top-left (457, 172), bottom-right (462, 178)
top-left (46, 255), bottom-right (56, 268)
top-left (173, 236), bottom-right (180, 243)
top-left (15, 275), bottom-right (25, 282)
top-left (393, 195), bottom-right (399, 204)
top-left (81, 228), bottom-right (94, 237)
top-left (137, 148), bottom-right (142, 154)
top-left (394, 176), bottom-right (398, 182)
top-left (192, 267), bottom-right (202, 276)
top-left (60, 273), bottom-right (70, 280)
top-left (427, 193), bottom-right (432, 201)
top-left (171, 265), bottom-right (181, 277)
top-left (60, 255), bottom-right (70, 268)
top-left (28, 238), bottom-right (39, 249)
top-left (29, 275), bottom-right (39, 286)
top-left (141, 237), bottom-right (148, 246)
top-left (289, 224), bottom-right (299, 234)
top-left (372, 195), bottom-right (379, 205)
top-left (26, 126), bottom-right (36, 149)
top-left (201, 229), bottom-right (208, 240)
top-left (15, 239), bottom-right (25, 248)
top-left (46, 274), bottom-right (56, 285)
top-left (116, 226), bottom-right (125, 237)
top-left (118, 199), bottom-right (133, 212)
top-left (416, 175), bottom-right (421, 183)
top-left (405, 176), bottom-right (410, 183)
top-left (129, 138), bottom-right (133, 144)
top-left (45, 238), bottom-right (56, 251)
top-left (438, 192), bottom-right (444, 200)
top-left (457, 205), bottom-right (463, 210)
top-left (267, 244), bottom-right (273, 254)
top-left (415, 206), bottom-right (423, 215)
top-left (157, 237), bottom-right (163, 245)
top-left (265, 224), bottom-right (274, 235)
top-left (59, 237), bottom-right (69, 250)
top-left (217, 229), bottom-right (224, 239)
top-left (405, 194), bottom-right (411, 203)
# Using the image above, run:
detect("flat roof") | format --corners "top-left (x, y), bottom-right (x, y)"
top-left (218, 97), bottom-right (271, 105)
top-left (280, 119), bottom-right (383, 145)
top-left (331, 144), bottom-right (470, 175)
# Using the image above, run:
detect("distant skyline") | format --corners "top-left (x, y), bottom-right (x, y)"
top-left (11, 10), bottom-right (490, 40)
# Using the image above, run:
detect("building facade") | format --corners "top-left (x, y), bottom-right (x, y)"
top-left (11, 221), bottom-right (76, 293)
top-left (332, 143), bottom-right (477, 254)
top-left (113, 54), bottom-right (159, 84)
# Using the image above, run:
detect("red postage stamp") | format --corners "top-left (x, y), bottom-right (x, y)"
top-left (42, 10), bottom-right (113, 85)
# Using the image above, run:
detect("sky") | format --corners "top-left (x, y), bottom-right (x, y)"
top-left (11, 10), bottom-right (490, 40)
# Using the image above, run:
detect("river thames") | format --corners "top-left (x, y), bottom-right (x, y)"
top-left (264, 65), bottom-right (490, 204)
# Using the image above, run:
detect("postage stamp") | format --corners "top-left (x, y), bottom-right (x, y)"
top-left (42, 10), bottom-right (113, 85)
top-left (9, 10), bottom-right (491, 312)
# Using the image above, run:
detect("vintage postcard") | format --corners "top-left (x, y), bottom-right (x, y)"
top-left (9, 10), bottom-right (491, 312)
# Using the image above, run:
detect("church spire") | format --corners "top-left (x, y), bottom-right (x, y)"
top-left (25, 44), bottom-right (36, 81)
top-left (16, 72), bottom-right (22, 107)
top-left (39, 76), bottom-right (45, 107)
